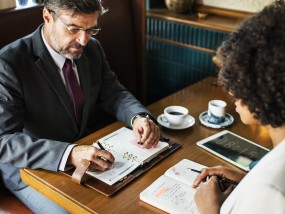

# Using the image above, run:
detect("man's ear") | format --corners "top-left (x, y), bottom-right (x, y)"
top-left (43, 8), bottom-right (52, 24)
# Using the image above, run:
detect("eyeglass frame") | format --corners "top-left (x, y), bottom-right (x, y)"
top-left (50, 10), bottom-right (101, 36)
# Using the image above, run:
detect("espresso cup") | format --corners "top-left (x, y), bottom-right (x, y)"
top-left (207, 100), bottom-right (227, 124)
top-left (164, 106), bottom-right (189, 126)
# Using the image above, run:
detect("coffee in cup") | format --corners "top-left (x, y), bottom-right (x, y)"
top-left (207, 100), bottom-right (227, 124)
top-left (164, 106), bottom-right (188, 126)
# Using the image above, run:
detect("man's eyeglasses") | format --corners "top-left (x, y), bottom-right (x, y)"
top-left (50, 10), bottom-right (101, 36)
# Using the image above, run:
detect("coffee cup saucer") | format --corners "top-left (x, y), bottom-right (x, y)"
top-left (157, 114), bottom-right (195, 130)
top-left (199, 111), bottom-right (234, 129)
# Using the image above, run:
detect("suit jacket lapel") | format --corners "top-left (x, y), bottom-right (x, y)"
top-left (75, 54), bottom-right (90, 134)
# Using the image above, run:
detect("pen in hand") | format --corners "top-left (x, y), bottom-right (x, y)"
top-left (96, 141), bottom-right (113, 164)
top-left (97, 141), bottom-right (105, 150)
top-left (137, 135), bottom-right (143, 145)
top-left (137, 130), bottom-right (143, 145)
top-left (189, 168), bottom-right (239, 186)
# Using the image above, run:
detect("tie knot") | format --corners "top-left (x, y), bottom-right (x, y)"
top-left (64, 59), bottom-right (73, 70)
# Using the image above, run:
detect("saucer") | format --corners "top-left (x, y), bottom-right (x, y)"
top-left (157, 114), bottom-right (195, 130)
top-left (199, 111), bottom-right (234, 129)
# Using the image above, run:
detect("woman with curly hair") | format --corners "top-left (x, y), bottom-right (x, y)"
top-left (193, 1), bottom-right (285, 213)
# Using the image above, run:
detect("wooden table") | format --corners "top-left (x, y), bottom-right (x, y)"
top-left (20, 77), bottom-right (272, 214)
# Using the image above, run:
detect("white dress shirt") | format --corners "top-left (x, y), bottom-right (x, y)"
top-left (221, 139), bottom-right (285, 214)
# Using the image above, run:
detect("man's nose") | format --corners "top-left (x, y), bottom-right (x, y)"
top-left (76, 31), bottom-right (90, 46)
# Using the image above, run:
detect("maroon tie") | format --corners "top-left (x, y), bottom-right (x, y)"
top-left (63, 59), bottom-right (85, 125)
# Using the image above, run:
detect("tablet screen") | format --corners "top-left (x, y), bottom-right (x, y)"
top-left (197, 131), bottom-right (270, 171)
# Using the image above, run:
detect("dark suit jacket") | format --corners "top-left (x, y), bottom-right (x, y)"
top-left (0, 26), bottom-right (149, 190)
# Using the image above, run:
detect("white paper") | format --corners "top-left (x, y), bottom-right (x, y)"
top-left (140, 159), bottom-right (207, 214)
top-left (140, 175), bottom-right (199, 214)
top-left (165, 159), bottom-right (206, 186)
top-left (86, 151), bottom-right (140, 185)
top-left (99, 127), bottom-right (169, 164)
top-left (87, 127), bottom-right (169, 185)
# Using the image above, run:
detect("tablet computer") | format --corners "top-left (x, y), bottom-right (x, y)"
top-left (196, 130), bottom-right (270, 171)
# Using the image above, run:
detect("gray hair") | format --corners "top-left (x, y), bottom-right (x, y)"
top-left (44, 0), bottom-right (107, 16)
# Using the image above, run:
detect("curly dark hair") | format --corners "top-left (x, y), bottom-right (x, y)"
top-left (218, 1), bottom-right (285, 127)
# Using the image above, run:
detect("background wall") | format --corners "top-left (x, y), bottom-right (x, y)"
top-left (197, 0), bottom-right (274, 13)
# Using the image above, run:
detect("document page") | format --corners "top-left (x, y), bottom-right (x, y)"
top-left (86, 151), bottom-right (140, 185)
top-left (87, 127), bottom-right (169, 185)
top-left (140, 175), bottom-right (199, 214)
top-left (99, 127), bottom-right (169, 164)
top-left (165, 159), bottom-right (206, 186)
top-left (140, 159), bottom-right (207, 213)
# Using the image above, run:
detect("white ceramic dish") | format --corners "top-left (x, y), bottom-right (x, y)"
top-left (199, 111), bottom-right (234, 129)
top-left (157, 114), bottom-right (195, 130)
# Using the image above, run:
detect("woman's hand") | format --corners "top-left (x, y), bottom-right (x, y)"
top-left (194, 176), bottom-right (234, 214)
top-left (192, 165), bottom-right (246, 188)
top-left (192, 166), bottom-right (246, 214)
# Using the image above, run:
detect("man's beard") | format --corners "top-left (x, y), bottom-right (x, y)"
top-left (50, 32), bottom-right (84, 60)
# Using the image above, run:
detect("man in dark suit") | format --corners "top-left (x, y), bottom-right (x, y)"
top-left (0, 0), bottom-right (160, 212)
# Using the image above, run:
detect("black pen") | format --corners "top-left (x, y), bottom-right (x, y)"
top-left (97, 141), bottom-right (105, 150)
top-left (137, 132), bottom-right (143, 145)
top-left (96, 141), bottom-right (113, 164)
top-left (188, 168), bottom-right (239, 186)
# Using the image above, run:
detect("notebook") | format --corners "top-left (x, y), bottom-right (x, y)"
top-left (140, 159), bottom-right (206, 214)
top-left (62, 126), bottom-right (181, 196)
top-left (87, 127), bottom-right (170, 185)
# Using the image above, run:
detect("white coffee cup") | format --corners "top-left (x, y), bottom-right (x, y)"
top-left (208, 100), bottom-right (227, 124)
top-left (164, 106), bottom-right (189, 126)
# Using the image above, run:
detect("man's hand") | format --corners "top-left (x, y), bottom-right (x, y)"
top-left (67, 145), bottom-right (115, 171)
top-left (132, 117), bottom-right (160, 149)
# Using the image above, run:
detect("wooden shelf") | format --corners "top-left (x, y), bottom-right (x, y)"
top-left (194, 5), bottom-right (254, 19)
top-left (147, 8), bottom-right (246, 33)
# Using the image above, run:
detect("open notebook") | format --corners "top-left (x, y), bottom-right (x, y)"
top-left (140, 159), bottom-right (206, 214)
top-left (87, 127), bottom-right (170, 185)
top-left (62, 126), bottom-right (181, 196)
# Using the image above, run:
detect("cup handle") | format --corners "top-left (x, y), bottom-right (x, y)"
top-left (161, 115), bottom-right (169, 123)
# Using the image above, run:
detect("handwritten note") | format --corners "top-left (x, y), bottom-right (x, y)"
top-left (140, 159), bottom-right (206, 214)
top-left (86, 151), bottom-right (140, 185)
top-left (141, 175), bottom-right (199, 214)
top-left (88, 127), bottom-right (169, 185)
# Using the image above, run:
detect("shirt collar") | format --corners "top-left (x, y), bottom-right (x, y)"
top-left (41, 26), bottom-right (67, 70)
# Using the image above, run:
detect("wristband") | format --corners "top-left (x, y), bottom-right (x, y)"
top-left (131, 112), bottom-right (158, 126)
